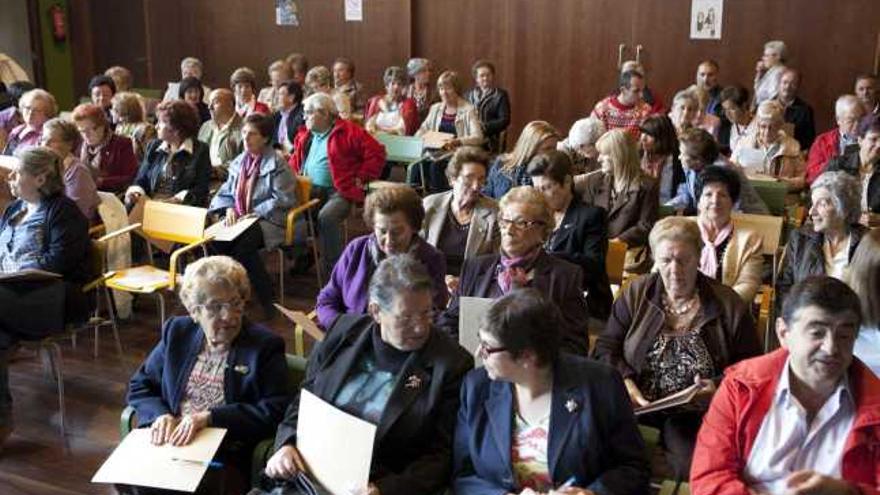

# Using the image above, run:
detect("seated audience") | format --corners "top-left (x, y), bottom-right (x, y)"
top-left (271, 80), bottom-right (304, 157)
top-left (257, 59), bottom-right (293, 112)
top-left (464, 60), bottom-right (511, 153)
top-left (825, 120), bottom-right (880, 225)
top-left (777, 68), bottom-right (816, 150)
top-left (806, 94), bottom-right (863, 184)
top-left (855, 73), bottom-right (879, 123)
top-left (718, 85), bottom-right (754, 154)
top-left (3, 88), bottom-right (56, 155)
top-left (364, 66), bottom-right (419, 136)
top-left (776, 171), bottom-right (866, 310)
top-left (125, 100), bottom-right (211, 207)
top-left (669, 88), bottom-right (719, 138)
top-left (453, 289), bottom-right (649, 494)
top-left (669, 128), bottom-right (769, 215)
top-left (639, 114), bottom-right (684, 204)
top-left (332, 57), bottom-right (365, 114)
top-left (316, 185), bottom-right (446, 329)
top-left (416, 70), bottom-right (484, 149)
top-left (0, 81), bottom-right (34, 152)
top-left (163, 57), bottom-right (210, 103)
top-left (591, 69), bottom-right (654, 135)
top-left (0, 148), bottom-right (90, 447)
top-left (754, 40), bottom-right (788, 106)
top-left (230, 67), bottom-right (270, 118)
top-left (88, 74), bottom-right (116, 124)
top-left (111, 91), bottom-right (157, 161)
top-left (421, 146), bottom-right (500, 291)
top-left (695, 60), bottom-right (722, 117)
top-left (694, 166), bottom-right (764, 303)
top-left (732, 100), bottom-right (805, 193)
top-left (104, 65), bottom-right (133, 93)
top-left (618, 60), bottom-right (665, 114)
top-left (40, 118), bottom-right (100, 222)
top-left (528, 150), bottom-right (612, 323)
top-left (265, 255), bottom-right (473, 495)
top-left (577, 129), bottom-right (658, 274)
top-left (198, 88), bottom-right (244, 179)
top-left (594, 217), bottom-right (760, 479)
top-left (305, 65), bottom-right (352, 120)
top-left (288, 93), bottom-right (385, 276)
top-left (73, 102), bottom-right (139, 193)
top-left (438, 187), bottom-right (590, 355)
top-left (126, 255), bottom-right (289, 493)
top-left (557, 116), bottom-right (606, 175)
top-left (404, 57), bottom-right (438, 124)
top-left (484, 121), bottom-right (559, 199)
top-left (851, 228), bottom-right (880, 376)
top-left (691, 276), bottom-right (880, 494)
top-left (285, 53), bottom-right (308, 87)
top-left (208, 113), bottom-right (298, 318)
top-left (178, 76), bottom-right (211, 125)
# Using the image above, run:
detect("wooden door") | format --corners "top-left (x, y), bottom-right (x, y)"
top-left (412, 0), bottom-right (636, 147)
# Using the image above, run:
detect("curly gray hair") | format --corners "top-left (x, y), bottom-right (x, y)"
top-left (811, 171), bottom-right (862, 225)
top-left (368, 254), bottom-right (434, 312)
top-left (564, 117), bottom-right (606, 149)
top-left (179, 255), bottom-right (251, 313)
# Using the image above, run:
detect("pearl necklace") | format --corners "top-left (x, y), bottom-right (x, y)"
top-left (664, 293), bottom-right (699, 316)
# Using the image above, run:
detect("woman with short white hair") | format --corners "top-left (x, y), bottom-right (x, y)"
top-left (732, 100), bottom-right (805, 192)
top-left (2, 89), bottom-right (57, 155)
top-left (162, 57), bottom-right (210, 103)
top-left (558, 116), bottom-right (606, 174)
top-left (753, 40), bottom-right (788, 106)
top-left (806, 94), bottom-right (865, 184)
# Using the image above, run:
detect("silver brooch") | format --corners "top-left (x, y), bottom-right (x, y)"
top-left (405, 375), bottom-right (422, 389)
top-left (565, 398), bottom-right (579, 413)
top-left (233, 364), bottom-right (249, 375)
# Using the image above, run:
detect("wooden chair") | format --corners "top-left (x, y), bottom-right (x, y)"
top-left (606, 239), bottom-right (628, 295)
top-left (277, 176), bottom-right (323, 305)
top-left (659, 480), bottom-right (691, 495)
top-left (104, 201), bottom-right (211, 328)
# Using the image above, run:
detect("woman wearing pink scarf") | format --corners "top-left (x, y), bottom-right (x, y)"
top-left (437, 186), bottom-right (590, 355)
top-left (694, 166), bottom-right (763, 303)
top-left (208, 113), bottom-right (298, 318)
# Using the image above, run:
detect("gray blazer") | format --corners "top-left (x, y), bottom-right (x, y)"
top-left (421, 190), bottom-right (500, 260)
top-left (208, 147), bottom-right (299, 250)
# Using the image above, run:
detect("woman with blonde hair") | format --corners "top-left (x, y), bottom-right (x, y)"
top-left (578, 129), bottom-right (659, 273)
top-left (483, 120), bottom-right (560, 199)
top-left (732, 99), bottom-right (805, 192)
top-left (851, 228), bottom-right (880, 375)
top-left (416, 70), bottom-right (483, 149)
top-left (257, 59), bottom-right (293, 112)
top-left (111, 91), bottom-right (157, 161)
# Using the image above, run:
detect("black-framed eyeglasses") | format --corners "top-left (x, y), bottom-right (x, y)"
top-left (477, 340), bottom-right (508, 359)
top-left (498, 218), bottom-right (545, 231)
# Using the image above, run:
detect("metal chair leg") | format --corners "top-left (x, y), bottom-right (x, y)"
top-left (306, 210), bottom-right (323, 287)
top-left (156, 292), bottom-right (166, 329)
top-left (104, 288), bottom-right (123, 356)
top-left (43, 341), bottom-right (66, 441)
top-left (278, 248), bottom-right (285, 306)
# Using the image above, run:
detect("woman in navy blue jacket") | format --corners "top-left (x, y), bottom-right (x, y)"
top-left (453, 289), bottom-right (648, 495)
top-left (126, 255), bottom-right (289, 492)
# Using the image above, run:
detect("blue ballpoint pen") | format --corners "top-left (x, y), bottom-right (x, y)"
top-left (558, 476), bottom-right (577, 489)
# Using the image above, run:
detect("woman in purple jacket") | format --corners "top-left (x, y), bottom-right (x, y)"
top-left (315, 185), bottom-right (447, 329)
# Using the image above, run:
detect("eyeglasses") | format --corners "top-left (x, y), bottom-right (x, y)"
top-left (21, 105), bottom-right (45, 114)
top-left (477, 340), bottom-right (508, 359)
top-left (498, 217), bottom-right (545, 231)
top-left (390, 310), bottom-right (434, 327)
top-left (196, 300), bottom-right (245, 317)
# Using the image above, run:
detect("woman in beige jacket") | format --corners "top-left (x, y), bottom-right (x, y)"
top-left (692, 166), bottom-right (764, 304)
top-left (416, 70), bottom-right (483, 149)
top-left (732, 100), bottom-right (805, 194)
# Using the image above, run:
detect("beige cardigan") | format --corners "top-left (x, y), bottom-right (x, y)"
top-left (416, 100), bottom-right (484, 146)
top-left (421, 190), bottom-right (500, 258)
top-left (686, 217), bottom-right (765, 303)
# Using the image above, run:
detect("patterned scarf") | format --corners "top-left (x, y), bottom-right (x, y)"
top-left (234, 152), bottom-right (261, 216)
top-left (497, 248), bottom-right (541, 294)
top-left (699, 220), bottom-right (733, 279)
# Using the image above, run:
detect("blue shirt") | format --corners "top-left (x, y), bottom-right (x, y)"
top-left (302, 128), bottom-right (333, 188)
top-left (0, 201), bottom-right (48, 273)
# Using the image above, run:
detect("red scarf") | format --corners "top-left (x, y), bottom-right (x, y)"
top-left (234, 152), bottom-right (261, 216)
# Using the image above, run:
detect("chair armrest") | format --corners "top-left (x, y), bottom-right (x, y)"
top-left (120, 405), bottom-right (137, 439)
top-left (285, 199), bottom-right (321, 245)
top-left (97, 223), bottom-right (143, 243)
top-left (168, 237), bottom-right (214, 289)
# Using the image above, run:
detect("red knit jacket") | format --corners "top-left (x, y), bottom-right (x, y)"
top-left (690, 348), bottom-right (880, 495)
top-left (806, 128), bottom-right (841, 185)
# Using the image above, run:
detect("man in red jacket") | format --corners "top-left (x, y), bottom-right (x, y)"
top-left (288, 93), bottom-right (385, 275)
top-left (691, 276), bottom-right (880, 495)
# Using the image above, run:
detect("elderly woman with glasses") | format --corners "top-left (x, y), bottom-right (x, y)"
top-left (421, 146), bottom-right (500, 293)
top-left (0, 147), bottom-right (90, 447)
top-left (365, 66), bottom-right (419, 136)
top-left (126, 256), bottom-right (289, 494)
top-left (776, 171), bottom-right (868, 310)
top-left (2, 89), bottom-right (57, 156)
top-left (732, 100), bottom-right (805, 193)
top-left (316, 185), bottom-right (447, 330)
top-left (594, 217), bottom-right (759, 480)
top-left (438, 186), bottom-right (590, 355)
top-left (73, 102), bottom-right (139, 193)
top-left (453, 289), bottom-right (649, 494)
top-left (265, 255), bottom-right (472, 495)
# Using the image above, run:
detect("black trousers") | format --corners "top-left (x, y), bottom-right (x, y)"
top-left (211, 222), bottom-right (274, 313)
top-left (640, 409), bottom-right (704, 481)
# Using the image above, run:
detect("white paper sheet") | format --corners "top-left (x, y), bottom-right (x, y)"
top-left (297, 389), bottom-right (376, 495)
top-left (345, 0), bottom-right (363, 21)
top-left (204, 215), bottom-right (259, 242)
top-left (92, 427), bottom-right (227, 493)
top-left (460, 296), bottom-right (493, 364)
